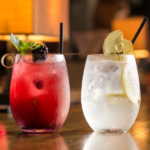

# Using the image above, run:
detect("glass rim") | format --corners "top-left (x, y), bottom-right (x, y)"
top-left (12, 53), bottom-right (65, 56)
top-left (87, 54), bottom-right (135, 62)
top-left (1, 53), bottom-right (65, 68)
top-left (87, 54), bottom-right (134, 56)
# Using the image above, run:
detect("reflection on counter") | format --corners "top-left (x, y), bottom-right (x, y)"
top-left (0, 122), bottom-right (8, 150)
top-left (83, 132), bottom-right (139, 150)
top-left (10, 133), bottom-right (68, 150)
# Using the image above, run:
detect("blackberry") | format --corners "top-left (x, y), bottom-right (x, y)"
top-left (33, 80), bottom-right (43, 89)
top-left (32, 45), bottom-right (48, 62)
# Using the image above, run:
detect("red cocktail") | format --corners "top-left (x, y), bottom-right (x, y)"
top-left (10, 54), bottom-right (70, 133)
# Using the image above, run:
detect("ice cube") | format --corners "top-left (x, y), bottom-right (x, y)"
top-left (84, 82), bottom-right (106, 103)
top-left (46, 55), bottom-right (64, 63)
top-left (105, 62), bottom-right (125, 94)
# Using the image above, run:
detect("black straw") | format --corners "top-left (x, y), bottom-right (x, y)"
top-left (132, 17), bottom-right (148, 44)
top-left (59, 23), bottom-right (63, 54)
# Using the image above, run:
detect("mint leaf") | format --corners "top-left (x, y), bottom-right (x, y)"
top-left (32, 44), bottom-right (41, 50)
top-left (20, 41), bottom-right (32, 55)
top-left (10, 33), bottom-right (41, 54)
top-left (20, 46), bottom-right (32, 55)
top-left (27, 42), bottom-right (35, 47)
top-left (21, 41), bottom-right (28, 47)
top-left (10, 33), bottom-right (21, 52)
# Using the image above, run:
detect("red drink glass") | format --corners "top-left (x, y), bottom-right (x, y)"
top-left (9, 54), bottom-right (70, 133)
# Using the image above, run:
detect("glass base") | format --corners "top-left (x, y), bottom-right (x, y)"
top-left (94, 129), bottom-right (127, 133)
top-left (21, 129), bottom-right (58, 133)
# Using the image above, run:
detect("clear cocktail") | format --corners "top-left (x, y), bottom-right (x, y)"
top-left (81, 30), bottom-right (141, 132)
top-left (82, 55), bottom-right (140, 132)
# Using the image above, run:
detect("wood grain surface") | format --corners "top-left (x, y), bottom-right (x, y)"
top-left (0, 94), bottom-right (150, 150)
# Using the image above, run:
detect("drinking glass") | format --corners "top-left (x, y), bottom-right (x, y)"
top-left (81, 54), bottom-right (140, 132)
top-left (2, 54), bottom-right (70, 133)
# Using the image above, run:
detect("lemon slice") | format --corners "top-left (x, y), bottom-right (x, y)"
top-left (121, 63), bottom-right (140, 105)
top-left (123, 39), bottom-right (133, 54)
top-left (103, 30), bottom-right (123, 54)
top-left (106, 94), bottom-right (126, 97)
top-left (103, 30), bottom-right (133, 55)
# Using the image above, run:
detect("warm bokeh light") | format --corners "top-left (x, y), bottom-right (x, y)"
top-left (0, 34), bottom-right (59, 42)
top-left (27, 35), bottom-right (59, 42)
top-left (112, 17), bottom-right (149, 50)
top-left (33, 0), bottom-right (69, 41)
top-left (0, 0), bottom-right (69, 41)
top-left (0, 35), bottom-right (27, 41)
top-left (0, 0), bottom-right (32, 34)
top-left (133, 50), bottom-right (149, 59)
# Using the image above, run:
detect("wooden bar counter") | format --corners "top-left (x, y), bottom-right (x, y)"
top-left (0, 94), bottom-right (150, 150)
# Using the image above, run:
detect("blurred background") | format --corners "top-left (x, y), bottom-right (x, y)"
top-left (0, 0), bottom-right (150, 108)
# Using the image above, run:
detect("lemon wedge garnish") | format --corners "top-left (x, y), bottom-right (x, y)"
top-left (121, 63), bottom-right (140, 105)
top-left (103, 30), bottom-right (133, 55)
top-left (103, 30), bottom-right (123, 54)
top-left (123, 39), bottom-right (133, 54)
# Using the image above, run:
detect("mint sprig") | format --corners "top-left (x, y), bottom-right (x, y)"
top-left (10, 33), bottom-right (41, 55)
top-left (11, 33), bottom-right (21, 52)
